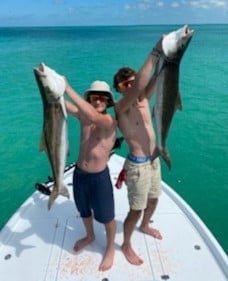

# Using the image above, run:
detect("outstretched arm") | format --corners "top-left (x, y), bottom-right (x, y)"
top-left (145, 36), bottom-right (164, 99)
top-left (65, 100), bottom-right (80, 118)
top-left (144, 68), bottom-right (158, 99)
top-left (115, 37), bottom-right (162, 114)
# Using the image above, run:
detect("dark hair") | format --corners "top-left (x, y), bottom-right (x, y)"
top-left (113, 67), bottom-right (136, 92)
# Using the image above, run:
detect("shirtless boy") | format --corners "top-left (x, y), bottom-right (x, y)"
top-left (64, 80), bottom-right (117, 271)
top-left (114, 40), bottom-right (163, 266)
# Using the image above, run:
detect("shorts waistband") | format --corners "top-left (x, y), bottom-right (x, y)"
top-left (75, 163), bottom-right (108, 175)
top-left (127, 154), bottom-right (151, 163)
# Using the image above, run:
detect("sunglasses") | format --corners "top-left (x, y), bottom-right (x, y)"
top-left (118, 76), bottom-right (135, 91)
top-left (89, 95), bottom-right (109, 103)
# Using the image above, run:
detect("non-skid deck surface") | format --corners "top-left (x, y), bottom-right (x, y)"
top-left (0, 155), bottom-right (227, 280)
top-left (1, 210), bottom-right (227, 281)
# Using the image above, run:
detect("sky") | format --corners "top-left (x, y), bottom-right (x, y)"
top-left (0, 0), bottom-right (227, 26)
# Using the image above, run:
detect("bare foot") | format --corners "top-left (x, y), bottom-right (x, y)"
top-left (121, 243), bottom-right (143, 265)
top-left (73, 236), bottom-right (95, 252)
top-left (98, 246), bottom-right (115, 271)
top-left (140, 225), bottom-right (162, 240)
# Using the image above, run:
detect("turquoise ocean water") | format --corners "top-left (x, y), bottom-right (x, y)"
top-left (0, 25), bottom-right (227, 253)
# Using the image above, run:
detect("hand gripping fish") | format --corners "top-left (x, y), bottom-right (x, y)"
top-left (152, 25), bottom-right (194, 169)
top-left (33, 63), bottom-right (70, 209)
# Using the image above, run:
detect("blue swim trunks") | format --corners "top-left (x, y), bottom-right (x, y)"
top-left (73, 165), bottom-right (114, 224)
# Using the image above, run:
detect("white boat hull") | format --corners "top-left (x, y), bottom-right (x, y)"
top-left (0, 154), bottom-right (227, 280)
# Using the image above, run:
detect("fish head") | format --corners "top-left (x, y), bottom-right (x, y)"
top-left (162, 25), bottom-right (194, 61)
top-left (34, 63), bottom-right (65, 103)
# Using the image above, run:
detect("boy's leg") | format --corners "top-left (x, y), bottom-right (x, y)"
top-left (99, 219), bottom-right (116, 271)
top-left (73, 216), bottom-right (95, 251)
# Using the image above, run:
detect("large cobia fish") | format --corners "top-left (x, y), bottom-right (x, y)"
top-left (152, 25), bottom-right (194, 169)
top-left (33, 63), bottom-right (69, 209)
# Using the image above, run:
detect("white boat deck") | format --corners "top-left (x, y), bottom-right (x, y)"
top-left (0, 154), bottom-right (227, 281)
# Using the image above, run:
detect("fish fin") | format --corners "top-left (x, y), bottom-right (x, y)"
top-left (60, 97), bottom-right (67, 119)
top-left (151, 106), bottom-right (155, 119)
top-left (153, 146), bottom-right (172, 169)
top-left (67, 147), bottom-right (70, 157)
top-left (66, 140), bottom-right (70, 157)
top-left (60, 184), bottom-right (70, 199)
top-left (48, 187), bottom-right (59, 210)
top-left (175, 92), bottom-right (182, 111)
top-left (160, 148), bottom-right (172, 169)
top-left (39, 132), bottom-right (46, 152)
top-left (47, 184), bottom-right (70, 210)
top-left (151, 146), bottom-right (160, 161)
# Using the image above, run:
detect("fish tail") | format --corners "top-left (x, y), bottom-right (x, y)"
top-left (151, 146), bottom-right (160, 161)
top-left (47, 184), bottom-right (70, 210)
top-left (59, 184), bottom-right (70, 199)
top-left (152, 146), bottom-right (172, 169)
top-left (161, 148), bottom-right (172, 170)
top-left (48, 187), bottom-right (59, 210)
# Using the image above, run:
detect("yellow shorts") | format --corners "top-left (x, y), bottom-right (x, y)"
top-left (124, 157), bottom-right (161, 210)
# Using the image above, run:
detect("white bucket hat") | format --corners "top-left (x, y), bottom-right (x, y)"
top-left (84, 80), bottom-right (114, 108)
